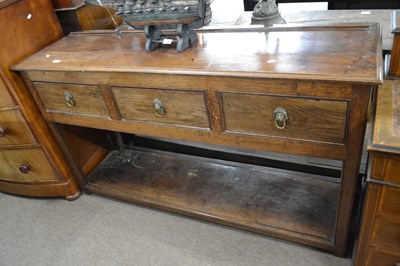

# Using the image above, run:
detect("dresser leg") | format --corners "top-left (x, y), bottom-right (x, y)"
top-left (65, 190), bottom-right (81, 201)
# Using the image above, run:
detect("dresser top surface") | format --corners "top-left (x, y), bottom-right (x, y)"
top-left (15, 24), bottom-right (382, 84)
top-left (370, 79), bottom-right (400, 154)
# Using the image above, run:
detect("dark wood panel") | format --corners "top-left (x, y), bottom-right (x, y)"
top-left (353, 184), bottom-right (380, 266)
top-left (371, 216), bottom-right (400, 251)
top-left (58, 124), bottom-right (110, 176)
top-left (51, 0), bottom-right (84, 9)
top-left (366, 246), bottom-right (400, 266)
top-left (378, 185), bottom-right (400, 218)
top-left (86, 147), bottom-right (339, 249)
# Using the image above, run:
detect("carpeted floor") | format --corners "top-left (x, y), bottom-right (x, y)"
top-left (0, 192), bottom-right (351, 266)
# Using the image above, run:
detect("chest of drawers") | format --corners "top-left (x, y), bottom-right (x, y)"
top-left (0, 0), bottom-right (80, 198)
top-left (354, 79), bottom-right (400, 265)
top-left (15, 24), bottom-right (382, 256)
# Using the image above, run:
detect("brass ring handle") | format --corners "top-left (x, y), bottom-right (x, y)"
top-left (273, 107), bottom-right (288, 130)
top-left (0, 125), bottom-right (7, 137)
top-left (153, 98), bottom-right (165, 116)
top-left (64, 91), bottom-right (75, 107)
top-left (19, 164), bottom-right (31, 174)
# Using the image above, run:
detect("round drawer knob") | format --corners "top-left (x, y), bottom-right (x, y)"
top-left (273, 107), bottom-right (288, 130)
top-left (19, 164), bottom-right (31, 174)
top-left (153, 98), bottom-right (165, 116)
top-left (0, 125), bottom-right (7, 137)
top-left (64, 91), bottom-right (76, 107)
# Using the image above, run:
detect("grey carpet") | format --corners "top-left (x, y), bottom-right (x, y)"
top-left (0, 192), bottom-right (351, 266)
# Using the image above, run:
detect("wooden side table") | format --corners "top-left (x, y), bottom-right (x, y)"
top-left (354, 79), bottom-right (400, 265)
top-left (15, 24), bottom-right (382, 256)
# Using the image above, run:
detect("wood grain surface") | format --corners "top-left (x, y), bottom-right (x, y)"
top-left (0, 107), bottom-right (37, 146)
top-left (370, 79), bottom-right (400, 154)
top-left (0, 147), bottom-right (58, 183)
top-left (394, 85), bottom-right (400, 136)
top-left (354, 78), bottom-right (400, 265)
top-left (34, 82), bottom-right (110, 118)
top-left (222, 92), bottom-right (347, 143)
top-left (0, 0), bottom-right (80, 197)
top-left (15, 24), bottom-right (382, 84)
top-left (112, 87), bottom-right (209, 128)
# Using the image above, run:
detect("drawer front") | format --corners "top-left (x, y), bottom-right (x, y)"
top-left (112, 87), bottom-right (209, 128)
top-left (366, 246), bottom-right (400, 266)
top-left (378, 185), bottom-right (400, 218)
top-left (0, 108), bottom-right (36, 146)
top-left (0, 148), bottom-right (58, 183)
top-left (0, 76), bottom-right (15, 107)
top-left (371, 216), bottom-right (400, 251)
top-left (33, 82), bottom-right (110, 118)
top-left (221, 93), bottom-right (348, 143)
top-left (371, 154), bottom-right (400, 184)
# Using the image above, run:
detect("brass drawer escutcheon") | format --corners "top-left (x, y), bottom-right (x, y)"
top-left (273, 107), bottom-right (288, 130)
top-left (153, 98), bottom-right (165, 116)
top-left (64, 91), bottom-right (76, 107)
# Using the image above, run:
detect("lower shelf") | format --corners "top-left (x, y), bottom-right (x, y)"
top-left (85, 147), bottom-right (340, 251)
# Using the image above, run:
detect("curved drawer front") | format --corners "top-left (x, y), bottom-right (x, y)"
top-left (0, 76), bottom-right (15, 108)
top-left (112, 87), bottom-right (210, 128)
top-left (0, 108), bottom-right (36, 147)
top-left (222, 93), bottom-right (348, 144)
top-left (0, 148), bottom-right (58, 183)
top-left (33, 82), bottom-right (110, 118)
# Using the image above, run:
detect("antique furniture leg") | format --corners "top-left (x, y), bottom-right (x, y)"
top-left (65, 190), bottom-right (82, 201)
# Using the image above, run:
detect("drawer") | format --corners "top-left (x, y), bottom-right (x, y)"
top-left (366, 246), bottom-right (400, 266)
top-left (221, 93), bottom-right (348, 143)
top-left (371, 216), bottom-right (400, 251)
top-left (112, 87), bottom-right (209, 128)
top-left (378, 185), bottom-right (400, 218)
top-left (33, 82), bottom-right (110, 118)
top-left (371, 154), bottom-right (400, 184)
top-left (0, 75), bottom-right (15, 107)
top-left (0, 148), bottom-right (58, 183)
top-left (0, 108), bottom-right (36, 147)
